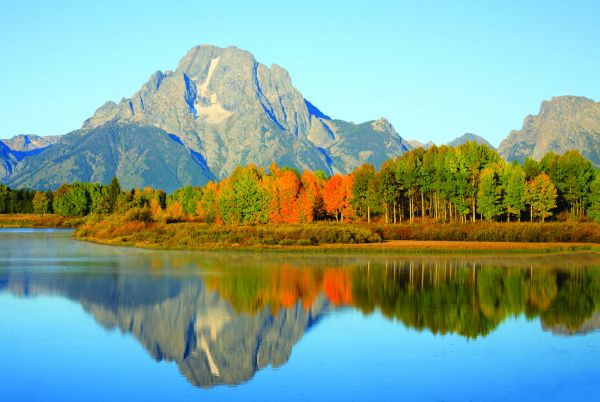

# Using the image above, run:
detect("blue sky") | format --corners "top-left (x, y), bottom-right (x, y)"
top-left (1, 0), bottom-right (599, 146)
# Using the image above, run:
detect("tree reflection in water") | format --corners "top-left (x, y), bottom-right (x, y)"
top-left (2, 250), bottom-right (600, 387)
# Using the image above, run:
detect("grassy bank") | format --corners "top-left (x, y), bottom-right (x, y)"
top-left (0, 214), bottom-right (84, 228)
top-left (374, 221), bottom-right (600, 243)
top-left (76, 216), bottom-right (381, 249)
top-left (74, 215), bottom-right (600, 253)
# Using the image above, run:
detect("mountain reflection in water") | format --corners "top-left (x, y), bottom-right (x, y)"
top-left (1, 230), bottom-right (599, 388)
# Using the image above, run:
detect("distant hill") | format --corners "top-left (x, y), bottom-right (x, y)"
top-left (498, 96), bottom-right (600, 165)
top-left (1, 134), bottom-right (61, 152)
top-left (7, 124), bottom-right (214, 192)
top-left (447, 133), bottom-right (494, 149)
top-left (3, 45), bottom-right (410, 190)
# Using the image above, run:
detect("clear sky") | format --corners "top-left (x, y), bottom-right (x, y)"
top-left (1, 0), bottom-right (599, 146)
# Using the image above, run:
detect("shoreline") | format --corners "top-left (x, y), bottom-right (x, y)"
top-left (77, 236), bottom-right (600, 255)
top-left (3, 214), bottom-right (600, 255)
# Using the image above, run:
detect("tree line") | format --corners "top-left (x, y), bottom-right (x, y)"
top-left (2, 142), bottom-right (600, 224)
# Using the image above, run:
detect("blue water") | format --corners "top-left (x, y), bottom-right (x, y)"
top-left (1, 229), bottom-right (599, 401)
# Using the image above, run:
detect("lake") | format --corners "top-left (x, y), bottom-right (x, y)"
top-left (1, 229), bottom-right (599, 402)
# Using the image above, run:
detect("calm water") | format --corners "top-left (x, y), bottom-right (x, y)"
top-left (1, 230), bottom-right (599, 402)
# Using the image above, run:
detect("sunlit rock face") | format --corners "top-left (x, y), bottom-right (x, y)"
top-left (499, 96), bottom-right (600, 166)
top-left (81, 45), bottom-right (412, 179)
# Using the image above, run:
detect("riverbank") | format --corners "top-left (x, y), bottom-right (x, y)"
top-left (0, 214), bottom-right (84, 228)
top-left (3, 214), bottom-right (600, 253)
top-left (74, 216), bottom-right (600, 254)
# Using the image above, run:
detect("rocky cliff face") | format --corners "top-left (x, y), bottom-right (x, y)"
top-left (80, 45), bottom-right (409, 179)
top-left (498, 96), bottom-right (600, 165)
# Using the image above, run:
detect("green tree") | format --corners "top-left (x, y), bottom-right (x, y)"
top-left (107, 176), bottom-right (121, 212)
top-left (0, 184), bottom-right (9, 213)
top-left (377, 161), bottom-right (402, 223)
top-left (552, 151), bottom-right (594, 217)
top-left (351, 164), bottom-right (376, 222)
top-left (502, 163), bottom-right (526, 222)
top-left (89, 184), bottom-right (111, 214)
top-left (53, 183), bottom-right (90, 216)
top-left (222, 165), bottom-right (270, 224)
top-left (522, 157), bottom-right (540, 181)
top-left (32, 191), bottom-right (51, 214)
top-left (588, 173), bottom-right (600, 223)
top-left (525, 173), bottom-right (557, 222)
top-left (477, 166), bottom-right (503, 221)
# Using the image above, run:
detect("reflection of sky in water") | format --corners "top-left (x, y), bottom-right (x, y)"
top-left (1, 294), bottom-right (599, 402)
top-left (1, 229), bottom-right (600, 401)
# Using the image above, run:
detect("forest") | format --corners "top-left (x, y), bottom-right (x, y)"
top-left (2, 142), bottom-right (600, 225)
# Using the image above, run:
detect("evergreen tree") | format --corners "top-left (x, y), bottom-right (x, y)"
top-left (107, 176), bottom-right (121, 212)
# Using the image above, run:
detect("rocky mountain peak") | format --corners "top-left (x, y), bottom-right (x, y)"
top-left (371, 117), bottom-right (395, 133)
top-left (499, 96), bottom-right (600, 165)
top-left (3, 45), bottom-right (411, 190)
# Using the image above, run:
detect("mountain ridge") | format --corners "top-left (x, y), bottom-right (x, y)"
top-left (4, 44), bottom-right (411, 190)
top-left (499, 96), bottom-right (600, 165)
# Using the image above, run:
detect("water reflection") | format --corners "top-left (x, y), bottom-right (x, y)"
top-left (1, 230), bottom-right (599, 388)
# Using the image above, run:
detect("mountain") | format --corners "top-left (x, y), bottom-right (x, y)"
top-left (498, 96), bottom-right (600, 165)
top-left (81, 45), bottom-right (410, 178)
top-left (5, 45), bottom-right (410, 190)
top-left (1, 134), bottom-right (61, 153)
top-left (7, 124), bottom-right (214, 192)
top-left (0, 141), bottom-right (18, 180)
top-left (447, 133), bottom-right (494, 149)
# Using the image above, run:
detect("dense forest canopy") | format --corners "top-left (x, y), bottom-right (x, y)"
top-left (1, 142), bottom-right (600, 224)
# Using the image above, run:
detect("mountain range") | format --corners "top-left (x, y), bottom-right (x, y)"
top-left (1, 44), bottom-right (599, 191)
top-left (0, 45), bottom-right (410, 191)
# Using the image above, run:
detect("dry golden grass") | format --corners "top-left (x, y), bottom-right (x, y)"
top-left (75, 215), bottom-right (600, 254)
top-left (0, 214), bottom-right (84, 228)
top-left (312, 239), bottom-right (600, 254)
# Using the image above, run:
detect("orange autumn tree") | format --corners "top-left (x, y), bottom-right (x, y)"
top-left (267, 164), bottom-right (303, 223)
top-left (299, 170), bottom-right (325, 222)
top-left (323, 174), bottom-right (354, 221)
